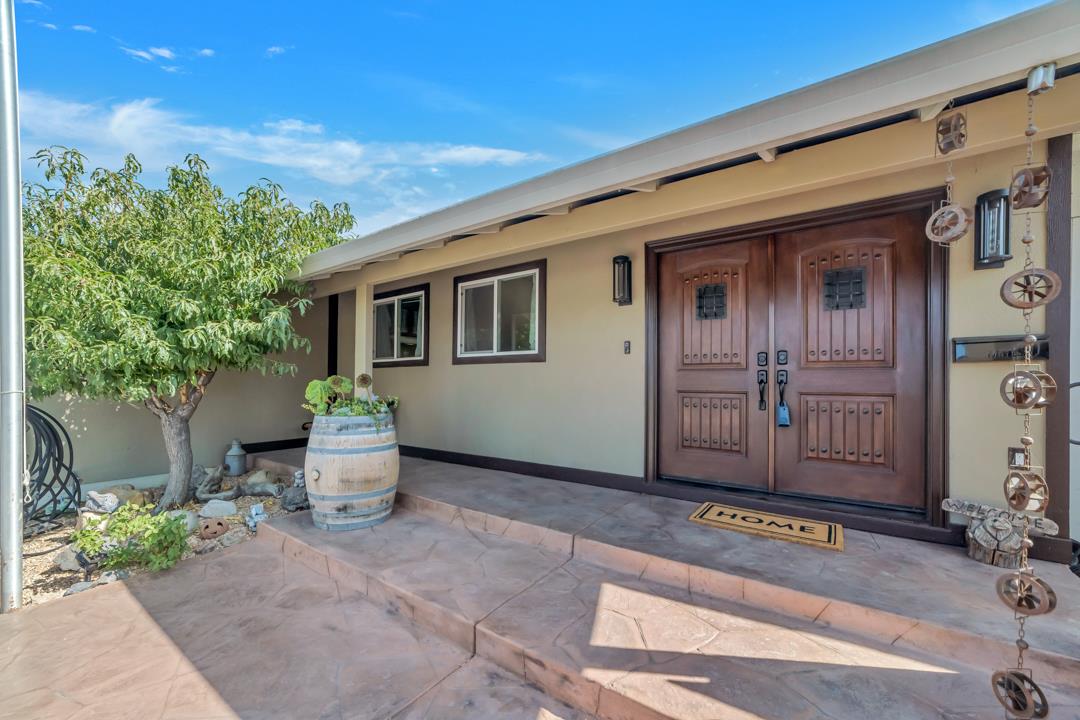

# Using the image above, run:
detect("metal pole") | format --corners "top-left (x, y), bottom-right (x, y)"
top-left (0, 0), bottom-right (25, 613)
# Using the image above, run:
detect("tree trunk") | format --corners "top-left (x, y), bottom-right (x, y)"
top-left (146, 371), bottom-right (216, 510)
top-left (158, 412), bottom-right (194, 508)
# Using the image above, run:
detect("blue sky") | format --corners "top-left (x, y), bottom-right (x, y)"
top-left (15, 0), bottom-right (1045, 235)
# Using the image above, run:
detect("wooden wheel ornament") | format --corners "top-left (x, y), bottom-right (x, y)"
top-left (925, 204), bottom-right (972, 246)
top-left (991, 670), bottom-right (1049, 719)
top-left (1004, 470), bottom-right (1050, 513)
top-left (1000, 370), bottom-right (1057, 410)
top-left (996, 572), bottom-right (1057, 617)
top-left (1000, 268), bottom-right (1061, 309)
top-left (1010, 165), bottom-right (1051, 210)
top-left (935, 113), bottom-right (967, 154)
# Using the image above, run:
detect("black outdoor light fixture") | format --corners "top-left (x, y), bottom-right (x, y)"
top-left (613, 255), bottom-right (632, 306)
top-left (974, 188), bottom-right (1011, 269)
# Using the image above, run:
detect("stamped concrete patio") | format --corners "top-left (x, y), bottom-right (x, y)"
top-left (2, 453), bottom-right (1077, 719)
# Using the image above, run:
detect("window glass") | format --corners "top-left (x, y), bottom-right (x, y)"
top-left (374, 302), bottom-right (395, 360)
top-left (462, 284), bottom-right (494, 353)
top-left (498, 274), bottom-right (536, 352)
top-left (398, 296), bottom-right (422, 358)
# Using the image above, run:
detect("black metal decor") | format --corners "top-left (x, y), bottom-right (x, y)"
top-left (974, 188), bottom-right (1011, 269)
top-left (613, 255), bottom-right (632, 306)
top-left (24, 404), bottom-right (80, 531)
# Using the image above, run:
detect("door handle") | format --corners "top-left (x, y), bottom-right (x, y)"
top-left (776, 370), bottom-right (791, 427)
top-left (756, 370), bottom-right (768, 411)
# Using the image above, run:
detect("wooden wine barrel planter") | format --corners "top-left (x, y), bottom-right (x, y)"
top-left (304, 414), bottom-right (399, 531)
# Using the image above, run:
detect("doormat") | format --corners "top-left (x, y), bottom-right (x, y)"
top-left (689, 502), bottom-right (844, 551)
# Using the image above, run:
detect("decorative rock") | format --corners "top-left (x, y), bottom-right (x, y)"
top-left (85, 491), bottom-right (120, 514)
top-left (76, 510), bottom-right (108, 532)
top-left (100, 484), bottom-right (147, 507)
top-left (63, 581), bottom-right (94, 597)
top-left (54, 545), bottom-right (81, 572)
top-left (95, 569), bottom-right (129, 585)
top-left (219, 527), bottom-right (248, 548)
top-left (199, 499), bottom-right (238, 518)
top-left (245, 503), bottom-right (268, 531)
top-left (282, 485), bottom-right (309, 512)
top-left (167, 509), bottom-right (199, 534)
top-left (199, 518), bottom-right (229, 539)
top-left (186, 535), bottom-right (220, 555)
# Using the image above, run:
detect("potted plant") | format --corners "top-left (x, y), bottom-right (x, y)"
top-left (302, 374), bottom-right (400, 531)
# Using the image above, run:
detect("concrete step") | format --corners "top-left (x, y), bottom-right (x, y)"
top-left (257, 509), bottom-right (1080, 720)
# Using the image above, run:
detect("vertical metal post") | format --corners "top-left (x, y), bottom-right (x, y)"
top-left (0, 0), bottom-right (24, 613)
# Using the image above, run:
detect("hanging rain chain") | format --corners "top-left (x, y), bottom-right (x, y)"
top-left (926, 107), bottom-right (973, 247)
top-left (991, 63), bottom-right (1059, 720)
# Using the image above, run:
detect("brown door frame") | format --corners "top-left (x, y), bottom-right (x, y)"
top-left (645, 188), bottom-right (951, 539)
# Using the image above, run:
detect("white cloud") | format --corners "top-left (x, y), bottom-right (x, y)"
top-left (18, 0), bottom-right (48, 7)
top-left (71, 25), bottom-right (95, 33)
top-left (149, 47), bottom-right (175, 60)
top-left (120, 47), bottom-right (154, 62)
top-left (265, 46), bottom-right (286, 58)
top-left (18, 90), bottom-right (545, 188)
top-left (38, 22), bottom-right (58, 30)
top-left (160, 66), bottom-right (183, 74)
top-left (264, 118), bottom-right (324, 134)
top-left (196, 48), bottom-right (215, 57)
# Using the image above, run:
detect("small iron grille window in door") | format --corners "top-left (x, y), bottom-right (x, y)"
top-left (696, 283), bottom-right (727, 320)
top-left (822, 267), bottom-right (867, 311)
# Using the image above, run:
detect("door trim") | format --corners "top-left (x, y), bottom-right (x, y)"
top-left (645, 187), bottom-right (949, 530)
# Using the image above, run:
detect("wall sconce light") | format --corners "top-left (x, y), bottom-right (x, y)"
top-left (974, 189), bottom-right (1011, 270)
top-left (613, 255), bottom-right (632, 306)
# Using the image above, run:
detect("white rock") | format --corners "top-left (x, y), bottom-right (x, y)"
top-left (167, 509), bottom-right (199, 533)
top-left (85, 491), bottom-right (119, 513)
top-left (198, 499), bottom-right (237, 518)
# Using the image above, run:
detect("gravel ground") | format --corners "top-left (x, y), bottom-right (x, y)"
top-left (20, 469), bottom-right (292, 608)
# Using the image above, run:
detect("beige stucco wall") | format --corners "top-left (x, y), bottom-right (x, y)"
top-left (39, 297), bottom-right (329, 484)
top-left (368, 142), bottom-right (1051, 509)
top-left (1071, 132), bottom-right (1079, 536)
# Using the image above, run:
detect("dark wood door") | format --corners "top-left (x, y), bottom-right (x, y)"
top-left (658, 238), bottom-right (771, 488)
top-left (772, 210), bottom-right (927, 509)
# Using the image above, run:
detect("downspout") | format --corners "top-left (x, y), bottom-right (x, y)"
top-left (0, 0), bottom-right (24, 612)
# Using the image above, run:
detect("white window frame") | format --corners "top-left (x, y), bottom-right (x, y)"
top-left (373, 289), bottom-right (426, 364)
top-left (456, 267), bottom-right (540, 359)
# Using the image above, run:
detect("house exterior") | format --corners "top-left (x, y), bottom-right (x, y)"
top-left (44, 4), bottom-right (1080, 561)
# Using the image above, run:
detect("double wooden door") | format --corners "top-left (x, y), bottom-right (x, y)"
top-left (657, 210), bottom-right (928, 510)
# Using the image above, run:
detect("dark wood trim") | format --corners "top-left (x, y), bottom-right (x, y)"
top-left (451, 259), bottom-right (547, 365)
top-left (241, 437), bottom-right (308, 454)
top-left (327, 293), bottom-right (339, 377)
top-left (1044, 134), bottom-right (1072, 562)
top-left (645, 188), bottom-right (949, 530)
top-left (400, 444), bottom-right (965, 545)
top-left (373, 283), bottom-right (430, 368)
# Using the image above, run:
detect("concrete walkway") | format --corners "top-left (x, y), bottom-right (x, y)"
top-left (0, 541), bottom-right (588, 720)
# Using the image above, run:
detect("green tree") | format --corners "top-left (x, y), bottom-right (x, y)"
top-left (23, 149), bottom-right (353, 508)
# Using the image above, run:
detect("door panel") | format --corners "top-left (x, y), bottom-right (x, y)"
top-left (773, 211), bottom-right (927, 508)
top-left (659, 238), bottom-right (770, 487)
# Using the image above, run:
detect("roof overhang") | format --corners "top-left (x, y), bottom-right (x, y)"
top-left (302, 1), bottom-right (1080, 280)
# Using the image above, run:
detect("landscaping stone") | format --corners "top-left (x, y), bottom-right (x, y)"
top-left (54, 545), bottom-right (81, 572)
top-left (281, 485), bottom-right (309, 512)
top-left (199, 499), bottom-right (237, 518)
top-left (75, 510), bottom-right (107, 531)
top-left (100, 484), bottom-right (147, 507)
top-left (219, 527), bottom-right (248, 548)
top-left (95, 570), bottom-right (128, 585)
top-left (167, 509), bottom-right (199, 533)
top-left (85, 491), bottom-right (119, 514)
top-left (186, 535), bottom-right (220, 555)
top-left (63, 581), bottom-right (93, 597)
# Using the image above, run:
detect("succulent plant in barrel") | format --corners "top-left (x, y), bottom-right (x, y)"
top-left (302, 375), bottom-right (399, 418)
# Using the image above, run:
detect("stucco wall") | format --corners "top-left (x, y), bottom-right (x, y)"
top-left (369, 143), bottom-right (1051, 510)
top-left (38, 297), bottom-right (328, 484)
top-left (1071, 132), bottom-right (1079, 537)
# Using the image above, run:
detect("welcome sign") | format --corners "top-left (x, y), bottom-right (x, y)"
top-left (689, 502), bottom-right (844, 551)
